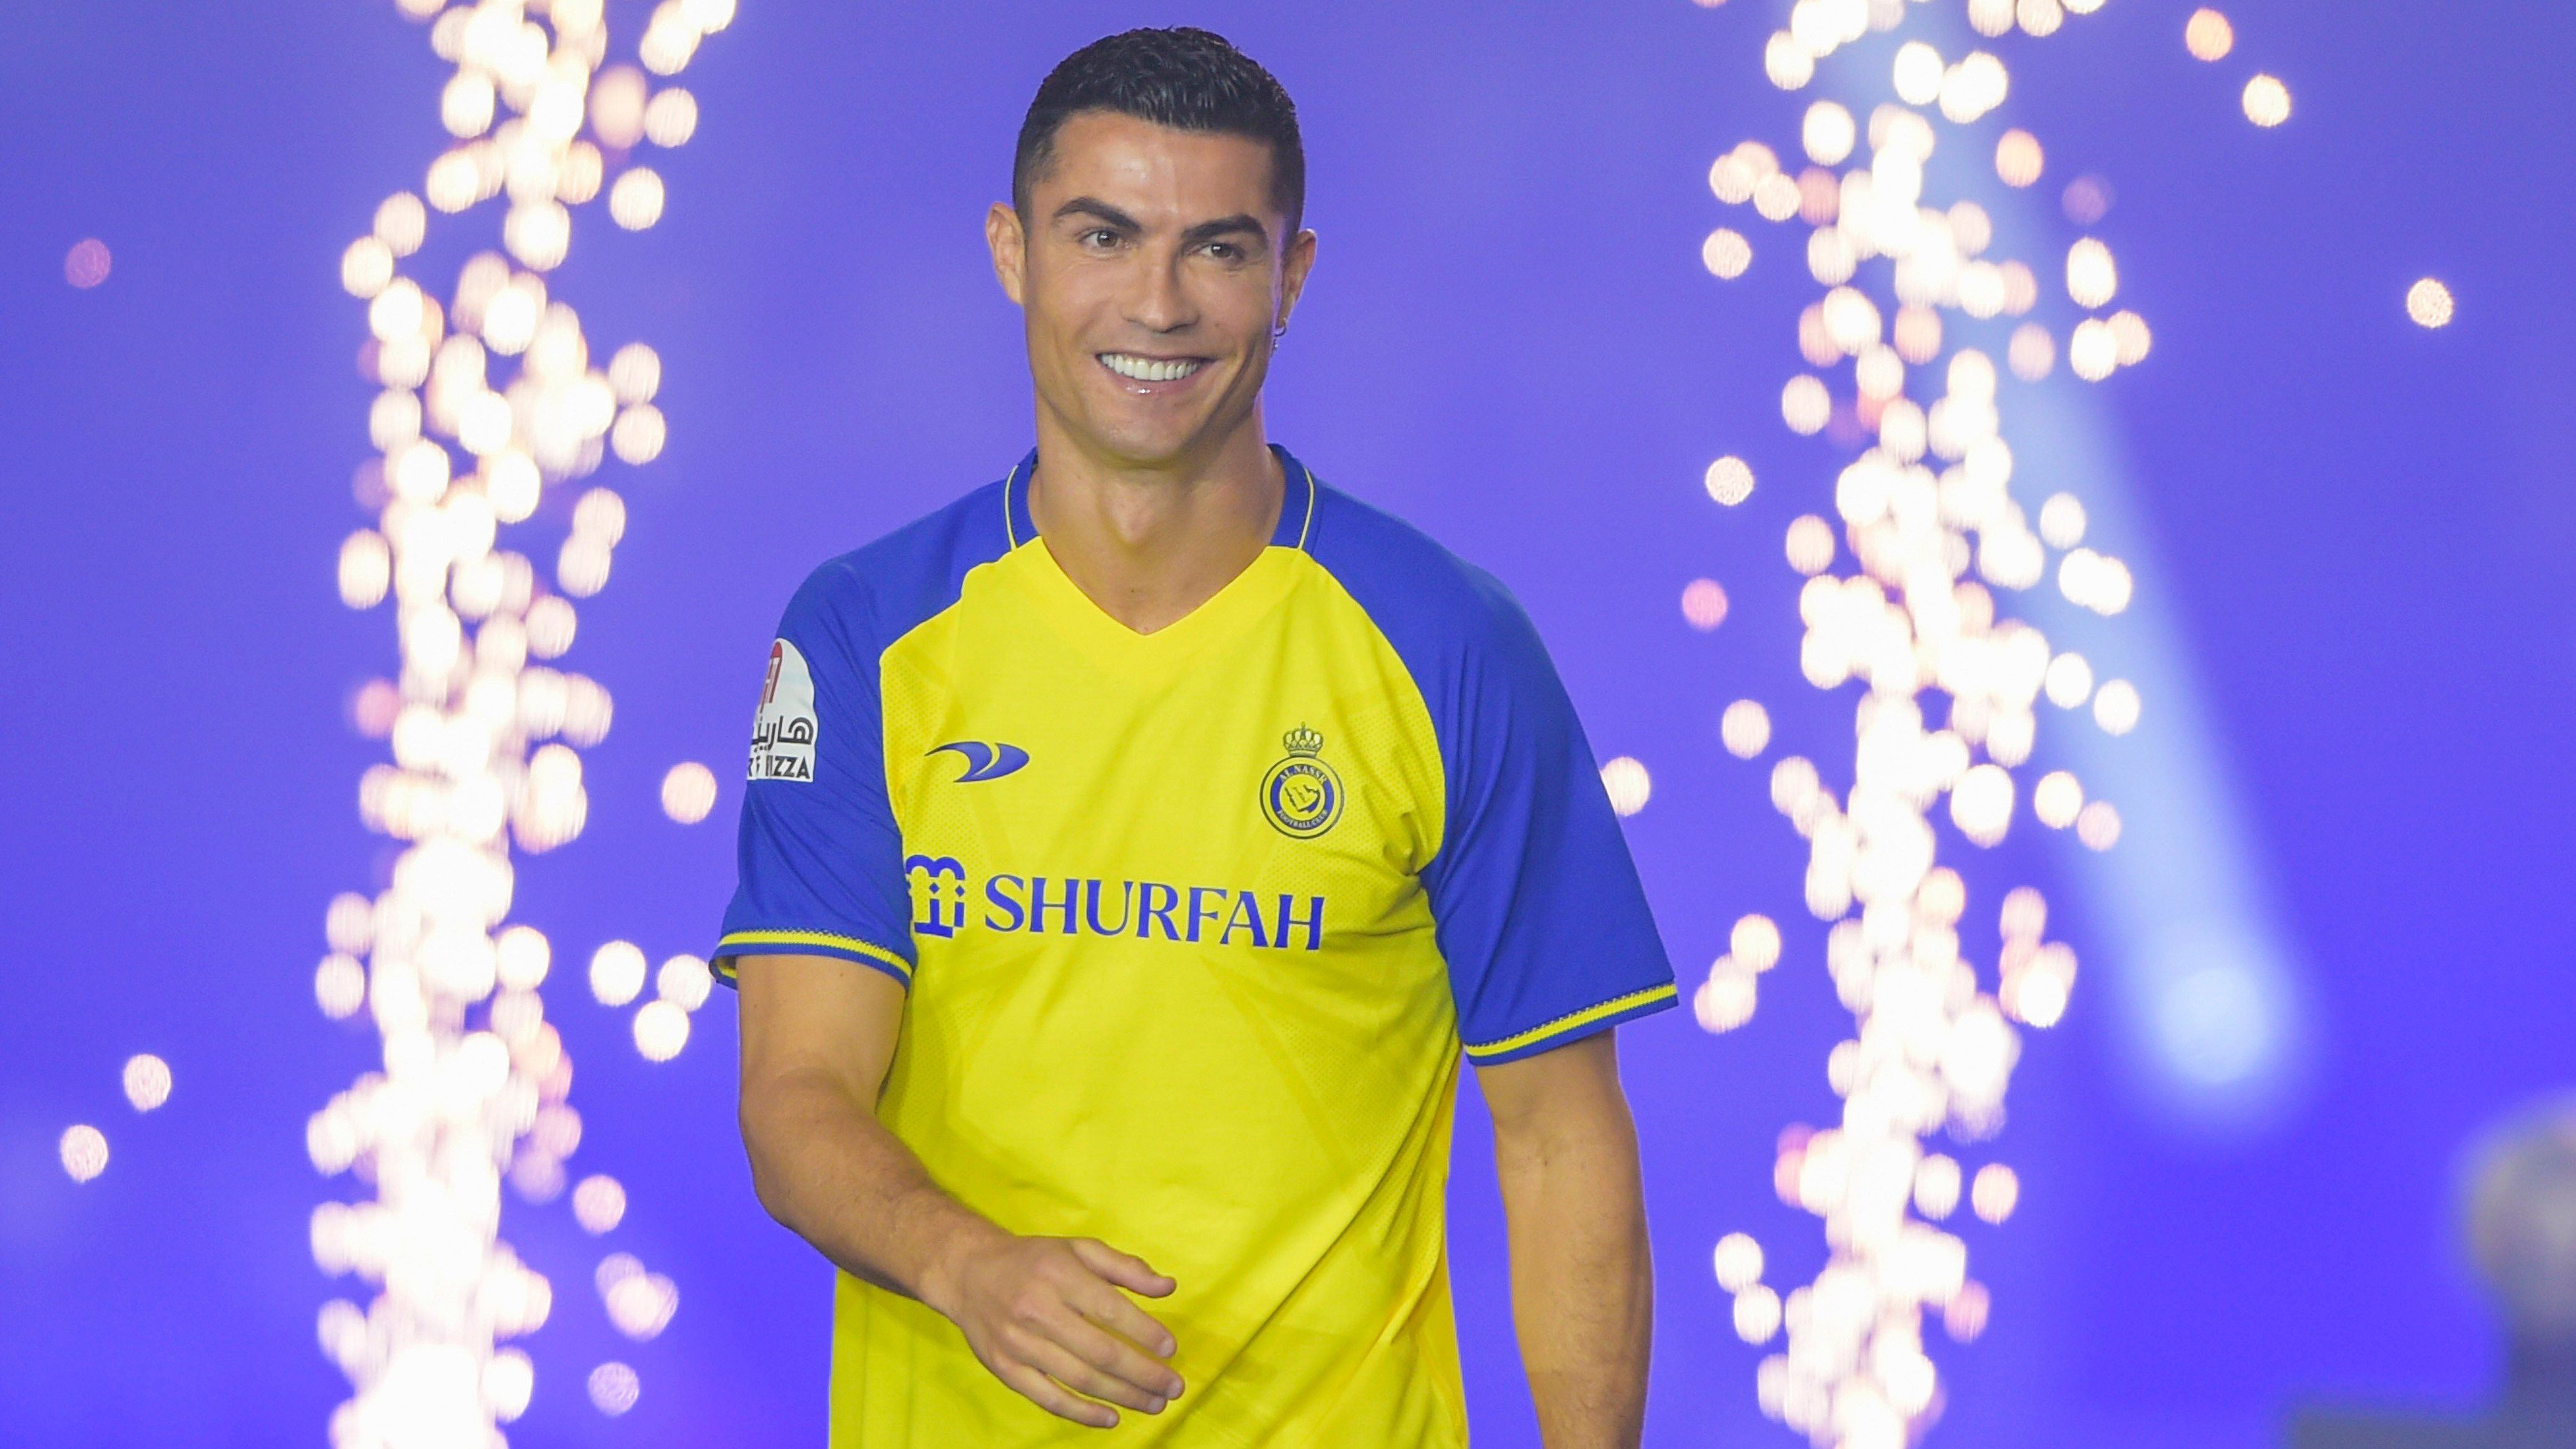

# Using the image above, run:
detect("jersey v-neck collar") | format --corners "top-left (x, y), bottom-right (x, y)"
top-left (1000, 445), bottom-right (1318, 555)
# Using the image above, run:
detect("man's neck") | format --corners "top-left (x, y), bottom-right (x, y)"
top-left (1025, 413), bottom-right (1286, 636)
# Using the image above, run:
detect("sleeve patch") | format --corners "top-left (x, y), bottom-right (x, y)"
top-left (748, 638), bottom-right (818, 782)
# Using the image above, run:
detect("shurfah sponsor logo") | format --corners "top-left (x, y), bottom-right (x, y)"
top-left (905, 856), bottom-right (1325, 952)
top-left (749, 638), bottom-right (818, 782)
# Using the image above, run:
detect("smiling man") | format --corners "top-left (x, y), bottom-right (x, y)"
top-left (714, 27), bottom-right (1675, 1449)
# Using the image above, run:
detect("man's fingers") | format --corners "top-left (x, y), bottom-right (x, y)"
top-left (997, 1359), bottom-right (1120, 1430)
top-left (1057, 1294), bottom-right (1186, 1399)
top-left (1024, 1332), bottom-right (1172, 1416)
top-left (1070, 1282), bottom-right (1184, 1379)
top-left (1070, 1237), bottom-right (1177, 1297)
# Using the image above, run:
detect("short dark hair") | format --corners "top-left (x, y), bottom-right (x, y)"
top-left (1013, 28), bottom-right (1305, 234)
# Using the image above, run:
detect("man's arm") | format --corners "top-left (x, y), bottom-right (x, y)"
top-left (734, 952), bottom-right (1188, 1428)
top-left (1479, 1029), bottom-right (1653, 1449)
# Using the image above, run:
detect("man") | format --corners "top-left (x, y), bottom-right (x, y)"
top-left (714, 27), bottom-right (1675, 1448)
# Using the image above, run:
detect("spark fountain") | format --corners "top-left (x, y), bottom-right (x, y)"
top-left (1680, 2), bottom-right (2300, 1443)
top-left (301, 0), bottom-right (732, 1440)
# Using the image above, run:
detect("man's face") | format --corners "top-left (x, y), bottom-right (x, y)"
top-left (990, 111), bottom-right (1315, 470)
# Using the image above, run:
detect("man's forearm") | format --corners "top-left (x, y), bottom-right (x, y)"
top-left (1491, 1055), bottom-right (1653, 1449)
top-left (741, 1067), bottom-right (1006, 1315)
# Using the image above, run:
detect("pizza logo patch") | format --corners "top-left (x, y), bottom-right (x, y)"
top-left (748, 638), bottom-right (818, 782)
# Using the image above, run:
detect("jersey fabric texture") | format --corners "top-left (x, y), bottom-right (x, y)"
top-left (714, 447), bottom-right (1675, 1448)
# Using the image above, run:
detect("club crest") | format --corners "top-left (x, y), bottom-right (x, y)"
top-left (1260, 724), bottom-right (1343, 840)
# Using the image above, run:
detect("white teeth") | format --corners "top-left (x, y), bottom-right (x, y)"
top-left (1100, 353), bottom-right (1204, 383)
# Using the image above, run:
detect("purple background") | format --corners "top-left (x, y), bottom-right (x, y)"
top-left (5, 0), bottom-right (2574, 1444)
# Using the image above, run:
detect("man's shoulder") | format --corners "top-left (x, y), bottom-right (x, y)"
top-left (1304, 477), bottom-right (1537, 660)
top-left (781, 474), bottom-right (1015, 654)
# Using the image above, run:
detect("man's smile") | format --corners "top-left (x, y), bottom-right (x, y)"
top-left (1097, 353), bottom-right (1210, 383)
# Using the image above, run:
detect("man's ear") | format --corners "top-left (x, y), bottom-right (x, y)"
top-left (1278, 227), bottom-right (1318, 333)
top-left (987, 202), bottom-right (1028, 307)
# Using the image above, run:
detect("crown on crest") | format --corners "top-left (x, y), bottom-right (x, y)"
top-left (1281, 724), bottom-right (1325, 757)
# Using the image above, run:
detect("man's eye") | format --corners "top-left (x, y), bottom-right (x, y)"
top-left (1082, 229), bottom-right (1121, 248)
top-left (1204, 242), bottom-right (1240, 261)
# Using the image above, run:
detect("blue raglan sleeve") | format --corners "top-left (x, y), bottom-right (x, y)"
top-left (711, 560), bottom-right (916, 989)
top-left (1422, 568), bottom-right (1678, 1065)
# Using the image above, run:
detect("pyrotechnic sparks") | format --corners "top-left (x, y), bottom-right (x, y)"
top-left (1677, 0), bottom-right (2267, 1437)
top-left (312, 0), bottom-right (731, 1440)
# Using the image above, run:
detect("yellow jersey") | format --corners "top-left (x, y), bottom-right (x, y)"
top-left (715, 449), bottom-right (1673, 1446)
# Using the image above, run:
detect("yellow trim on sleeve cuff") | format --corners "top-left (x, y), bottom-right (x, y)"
top-left (715, 931), bottom-right (913, 982)
top-left (1462, 982), bottom-right (1679, 1060)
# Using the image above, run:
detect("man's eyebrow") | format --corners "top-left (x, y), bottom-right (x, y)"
top-left (1052, 197), bottom-right (1142, 232)
top-left (1179, 214), bottom-right (1268, 248)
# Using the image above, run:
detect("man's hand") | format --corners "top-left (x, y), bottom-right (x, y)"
top-left (926, 1233), bottom-right (1186, 1428)
top-left (1479, 1029), bottom-right (1653, 1449)
top-left (736, 953), bottom-right (1185, 1429)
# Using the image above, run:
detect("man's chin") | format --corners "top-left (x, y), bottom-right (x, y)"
top-left (1065, 413), bottom-right (1219, 472)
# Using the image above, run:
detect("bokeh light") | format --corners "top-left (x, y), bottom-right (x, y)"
top-left (2185, 8), bottom-right (2234, 60)
top-left (1733, 1284), bottom-right (1783, 1344)
top-left (2243, 74), bottom-right (2292, 127)
top-left (2008, 323), bottom-right (2056, 381)
top-left (122, 1054), bottom-right (172, 1112)
top-left (2076, 800), bottom-right (2124, 851)
top-left (2061, 175), bottom-right (2112, 226)
top-left (605, 1266), bottom-right (680, 1338)
top-left (2093, 678), bottom-right (2142, 735)
top-left (1600, 757), bottom-right (1653, 817)
top-left (63, 239), bottom-right (111, 289)
top-left (2109, 310), bottom-right (2153, 365)
top-left (1753, 172), bottom-right (1802, 222)
top-left (1705, 455), bottom-right (1756, 505)
top-left (1784, 515), bottom-right (1837, 575)
top-left (1765, 31), bottom-right (1815, 91)
top-left (1722, 700), bottom-right (1772, 759)
top-left (590, 941), bottom-right (647, 1007)
top-left (2033, 770), bottom-right (2084, 828)
top-left (1701, 227), bottom-right (1753, 281)
top-left (2068, 319), bottom-right (2120, 382)
top-left (633, 1000), bottom-right (692, 1061)
top-left (644, 87), bottom-right (699, 147)
top-left (1713, 1232), bottom-right (1765, 1292)
top-left (660, 761), bottom-right (717, 823)
top-left (1994, 130), bottom-right (2043, 188)
top-left (342, 237), bottom-right (394, 297)
top-left (608, 168), bottom-right (665, 229)
top-left (1781, 376), bottom-right (1831, 435)
top-left (1803, 101), bottom-right (1855, 165)
top-left (2407, 278), bottom-right (2454, 328)
top-left (316, 954), bottom-right (367, 1019)
top-left (60, 1125), bottom-right (108, 1182)
top-left (587, 1362), bottom-right (640, 1416)
top-left (1695, 958), bottom-right (1758, 1033)
top-left (2043, 651), bottom-right (2095, 708)
top-left (1731, 914), bottom-right (1783, 972)
top-left (610, 403), bottom-right (668, 464)
top-left (1682, 578), bottom-right (1730, 631)
top-left (2066, 238), bottom-right (2119, 308)
top-left (1972, 1163), bottom-right (2021, 1223)
top-left (1944, 1281), bottom-right (1991, 1342)
top-left (1951, 764), bottom-right (2016, 846)
top-left (1892, 41), bottom-right (1942, 106)
top-left (657, 954), bottom-right (714, 1011)
top-left (573, 1174), bottom-right (628, 1234)
top-left (608, 343), bottom-right (662, 402)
